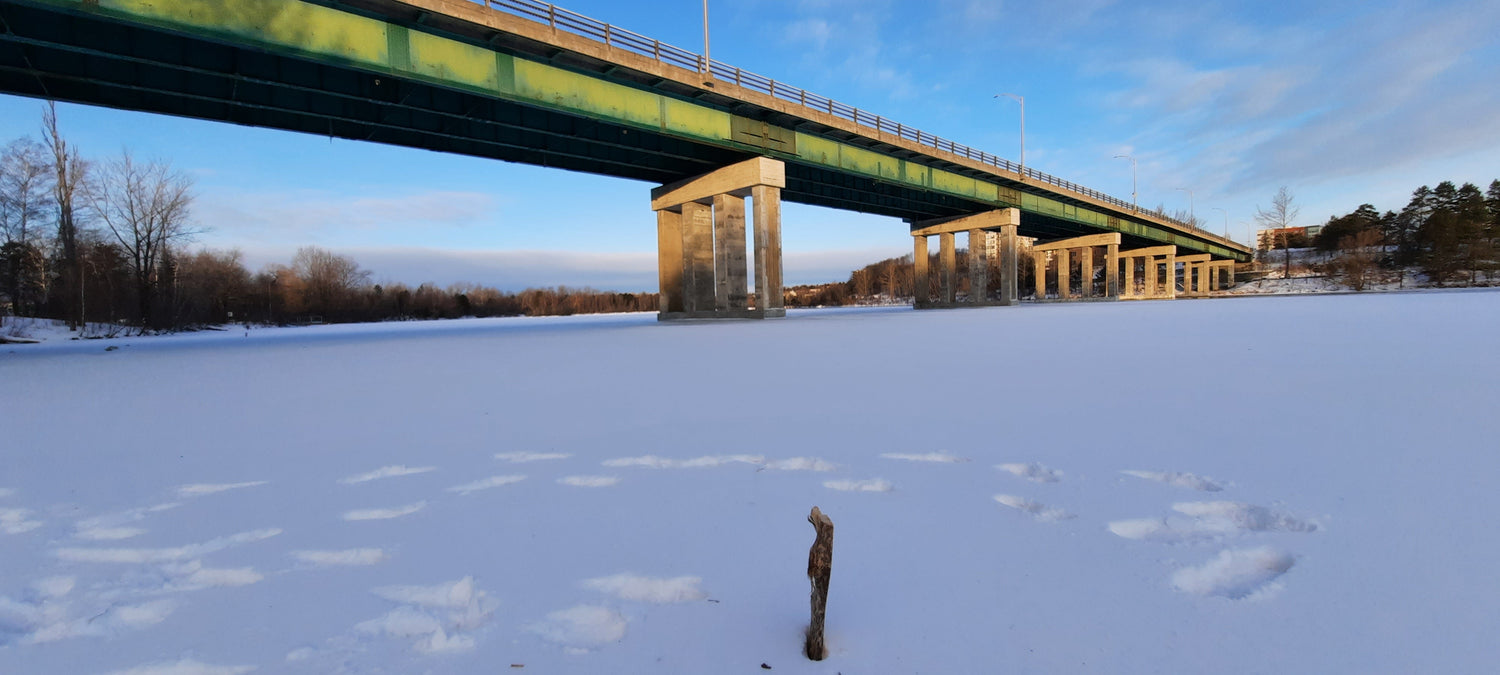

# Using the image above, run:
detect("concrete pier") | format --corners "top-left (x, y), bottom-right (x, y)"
top-left (1030, 233), bottom-right (1122, 302)
top-left (653, 157), bottom-right (786, 319)
top-left (910, 208), bottom-right (1021, 309)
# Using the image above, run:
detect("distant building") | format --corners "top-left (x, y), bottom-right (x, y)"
top-left (1256, 225), bottom-right (1322, 250)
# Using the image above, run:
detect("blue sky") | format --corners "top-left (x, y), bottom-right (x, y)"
top-left (2, 0), bottom-right (1497, 291)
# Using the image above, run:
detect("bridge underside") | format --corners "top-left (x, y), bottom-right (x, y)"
top-left (0, 1), bottom-right (1159, 247)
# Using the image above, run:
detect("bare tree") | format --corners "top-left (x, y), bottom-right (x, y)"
top-left (43, 103), bottom-right (89, 328)
top-left (86, 151), bottom-right (195, 328)
top-left (1, 138), bottom-right (54, 318)
top-left (1255, 186), bottom-right (1300, 278)
top-left (290, 246), bottom-right (370, 317)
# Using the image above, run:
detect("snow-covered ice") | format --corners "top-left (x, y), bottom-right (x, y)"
top-left (3, 294), bottom-right (1500, 673)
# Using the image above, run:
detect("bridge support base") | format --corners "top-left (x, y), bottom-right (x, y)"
top-left (652, 158), bottom-right (786, 320)
top-left (911, 209), bottom-right (1020, 309)
top-left (1031, 233), bottom-right (1121, 302)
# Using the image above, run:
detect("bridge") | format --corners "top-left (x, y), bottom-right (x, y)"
top-left (0, 0), bottom-right (1253, 319)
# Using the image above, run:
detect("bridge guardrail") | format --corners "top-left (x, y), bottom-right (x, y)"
top-left (477, 0), bottom-right (1223, 240)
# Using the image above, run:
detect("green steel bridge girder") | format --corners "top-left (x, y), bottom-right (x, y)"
top-left (0, 0), bottom-right (1248, 260)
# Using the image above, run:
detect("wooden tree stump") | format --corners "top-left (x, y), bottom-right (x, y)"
top-left (804, 506), bottom-right (834, 661)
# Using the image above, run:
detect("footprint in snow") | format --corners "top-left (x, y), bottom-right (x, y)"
top-left (356, 576), bottom-right (495, 654)
top-left (174, 481), bottom-right (268, 498)
top-left (447, 476), bottom-right (526, 495)
top-left (1171, 547), bottom-right (1296, 600)
top-left (559, 476), bottom-right (620, 488)
top-left (1108, 501), bottom-right (1318, 544)
top-left (1, 507), bottom-right (43, 535)
top-left (102, 659), bottom-right (256, 675)
top-left (528, 605), bottom-right (627, 652)
top-left (998, 462), bottom-right (1063, 483)
top-left (73, 502), bottom-right (180, 541)
top-left (581, 573), bottom-right (706, 603)
top-left (1120, 470), bottom-right (1224, 492)
top-left (339, 465), bottom-right (436, 485)
top-left (823, 478), bottom-right (893, 493)
top-left (993, 494), bottom-right (1076, 522)
top-left (343, 503), bottom-right (426, 521)
top-left (881, 452), bottom-right (969, 463)
top-left (495, 452), bottom-right (572, 463)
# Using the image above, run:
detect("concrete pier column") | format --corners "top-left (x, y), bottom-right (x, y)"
top-left (1105, 244), bottom-right (1120, 298)
top-left (1080, 247), bottom-right (1094, 298)
top-left (1123, 255), bottom-right (1135, 298)
top-left (1034, 253), bottom-right (1046, 300)
top-left (657, 209), bottom-right (685, 313)
top-left (939, 232), bottom-right (956, 304)
top-left (1165, 252), bottom-right (1177, 298)
top-left (998, 223), bottom-right (1019, 305)
top-left (968, 228), bottom-right (988, 305)
top-left (682, 201), bottom-right (715, 312)
top-left (714, 194), bottom-right (749, 310)
top-left (1057, 249), bottom-right (1071, 299)
top-left (751, 184), bottom-right (784, 313)
top-left (913, 234), bottom-right (930, 307)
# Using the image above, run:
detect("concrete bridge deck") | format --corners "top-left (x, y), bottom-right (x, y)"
top-left (0, 0), bottom-right (1250, 262)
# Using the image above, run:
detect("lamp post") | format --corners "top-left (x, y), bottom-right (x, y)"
top-left (1113, 154), bottom-right (1137, 210)
top-left (1175, 187), bottom-right (1194, 227)
top-left (1211, 207), bottom-right (1229, 239)
top-left (995, 93), bottom-right (1024, 175)
top-left (701, 0), bottom-right (710, 74)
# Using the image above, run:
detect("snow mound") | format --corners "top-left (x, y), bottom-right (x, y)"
top-left (175, 482), bottom-right (268, 498)
top-left (495, 452), bottom-right (572, 463)
top-left (558, 476), bottom-right (620, 488)
top-left (582, 574), bottom-right (705, 603)
top-left (54, 529), bottom-right (283, 563)
top-left (998, 462), bottom-right (1063, 483)
top-left (447, 475), bottom-right (526, 495)
top-left (292, 549), bottom-right (388, 566)
top-left (529, 605), bottom-right (626, 648)
top-left (1121, 470), bottom-right (1224, 492)
top-left (824, 478), bottom-right (893, 493)
top-left (0, 508), bottom-right (42, 534)
top-left (102, 658), bottom-right (255, 675)
top-left (342, 503), bottom-right (426, 521)
top-left (881, 452), bottom-right (969, 463)
top-left (1171, 547), bottom-right (1296, 599)
top-left (993, 494), bottom-right (1076, 522)
top-left (338, 465), bottom-right (436, 484)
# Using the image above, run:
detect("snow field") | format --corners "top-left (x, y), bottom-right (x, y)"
top-left (2, 294), bottom-right (1499, 673)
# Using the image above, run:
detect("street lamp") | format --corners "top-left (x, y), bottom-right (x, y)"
top-left (1113, 154), bottom-right (1137, 210)
top-left (1175, 187), bottom-right (1194, 227)
top-left (1211, 207), bottom-right (1229, 239)
top-left (701, 0), bottom-right (711, 75)
top-left (995, 93), bottom-right (1024, 175)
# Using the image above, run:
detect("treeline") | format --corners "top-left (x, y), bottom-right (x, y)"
top-left (1284, 180), bottom-right (1500, 289)
top-left (0, 106), bottom-right (655, 333)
